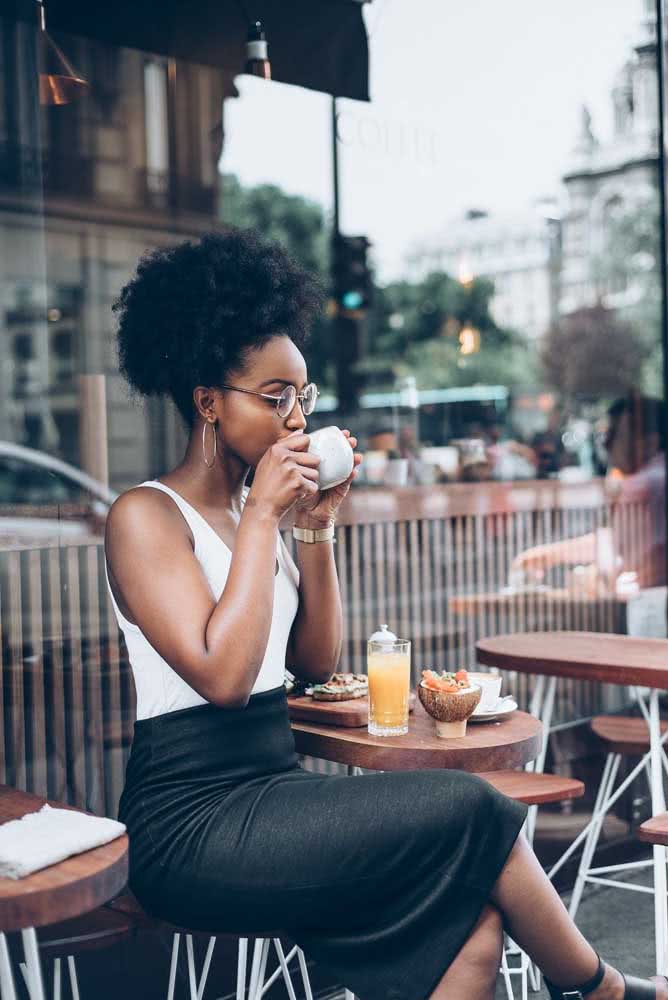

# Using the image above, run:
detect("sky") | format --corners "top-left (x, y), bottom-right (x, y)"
top-left (220, 0), bottom-right (644, 283)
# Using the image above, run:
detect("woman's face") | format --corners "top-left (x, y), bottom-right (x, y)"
top-left (211, 336), bottom-right (311, 467)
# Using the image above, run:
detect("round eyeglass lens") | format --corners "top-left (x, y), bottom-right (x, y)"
top-left (277, 384), bottom-right (297, 418)
top-left (303, 383), bottom-right (318, 415)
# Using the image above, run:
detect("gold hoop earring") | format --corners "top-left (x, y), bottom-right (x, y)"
top-left (202, 419), bottom-right (217, 468)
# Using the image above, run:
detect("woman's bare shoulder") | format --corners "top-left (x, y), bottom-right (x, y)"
top-left (105, 485), bottom-right (194, 558)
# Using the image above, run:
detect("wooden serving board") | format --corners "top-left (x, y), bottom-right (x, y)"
top-left (287, 691), bottom-right (416, 728)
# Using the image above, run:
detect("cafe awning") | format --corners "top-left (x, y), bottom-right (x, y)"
top-left (6, 0), bottom-right (370, 102)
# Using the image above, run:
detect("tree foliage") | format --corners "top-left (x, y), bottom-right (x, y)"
top-left (220, 174), bottom-right (329, 276)
top-left (219, 173), bottom-right (530, 395)
top-left (219, 173), bottom-right (334, 385)
top-left (540, 304), bottom-right (647, 400)
top-left (365, 271), bottom-right (531, 390)
top-left (592, 191), bottom-right (662, 396)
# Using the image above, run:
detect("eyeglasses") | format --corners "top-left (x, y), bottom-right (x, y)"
top-left (221, 382), bottom-right (319, 418)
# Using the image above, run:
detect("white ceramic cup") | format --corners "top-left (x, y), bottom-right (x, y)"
top-left (363, 450), bottom-right (389, 484)
top-left (468, 671), bottom-right (502, 712)
top-left (308, 426), bottom-right (354, 490)
top-left (384, 458), bottom-right (409, 486)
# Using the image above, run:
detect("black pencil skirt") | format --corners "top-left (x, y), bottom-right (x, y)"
top-left (119, 685), bottom-right (526, 1000)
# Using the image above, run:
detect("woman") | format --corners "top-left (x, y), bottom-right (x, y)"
top-left (105, 229), bottom-right (665, 1000)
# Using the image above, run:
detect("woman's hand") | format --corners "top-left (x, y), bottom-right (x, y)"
top-left (294, 430), bottom-right (362, 528)
top-left (246, 433), bottom-right (321, 522)
top-left (511, 545), bottom-right (549, 575)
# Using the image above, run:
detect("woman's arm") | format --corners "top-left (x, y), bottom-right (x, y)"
top-left (106, 492), bottom-right (285, 708)
top-left (288, 522), bottom-right (342, 683)
top-left (512, 532), bottom-right (597, 573)
top-left (287, 429), bottom-right (362, 683)
top-left (105, 434), bottom-right (321, 709)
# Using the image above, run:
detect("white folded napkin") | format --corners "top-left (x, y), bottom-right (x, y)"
top-left (0, 803), bottom-right (126, 880)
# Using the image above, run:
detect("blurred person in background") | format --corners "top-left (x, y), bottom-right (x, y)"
top-left (367, 427), bottom-right (398, 453)
top-left (486, 422), bottom-right (537, 480)
top-left (513, 395), bottom-right (666, 588)
top-left (530, 428), bottom-right (565, 479)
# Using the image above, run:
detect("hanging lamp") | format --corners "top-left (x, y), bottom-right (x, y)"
top-left (244, 20), bottom-right (271, 79)
top-left (37, 0), bottom-right (89, 106)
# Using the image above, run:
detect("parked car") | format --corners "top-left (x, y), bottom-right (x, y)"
top-left (0, 441), bottom-right (118, 543)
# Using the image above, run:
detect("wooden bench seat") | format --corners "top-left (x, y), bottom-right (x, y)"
top-left (638, 813), bottom-right (668, 847)
top-left (477, 770), bottom-right (585, 805)
top-left (591, 715), bottom-right (668, 756)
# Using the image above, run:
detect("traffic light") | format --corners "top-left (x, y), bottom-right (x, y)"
top-left (333, 234), bottom-right (373, 313)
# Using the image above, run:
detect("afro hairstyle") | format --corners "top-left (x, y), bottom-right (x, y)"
top-left (112, 228), bottom-right (324, 428)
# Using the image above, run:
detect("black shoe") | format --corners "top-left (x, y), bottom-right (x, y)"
top-left (544, 954), bottom-right (666, 998)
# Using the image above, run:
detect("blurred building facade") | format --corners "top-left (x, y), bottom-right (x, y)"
top-left (559, 0), bottom-right (658, 315)
top-left (408, 206), bottom-right (561, 341)
top-left (410, 0), bottom-right (659, 344)
top-left (0, 18), bottom-right (226, 489)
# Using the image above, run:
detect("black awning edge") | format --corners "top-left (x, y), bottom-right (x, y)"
top-left (2, 0), bottom-right (370, 102)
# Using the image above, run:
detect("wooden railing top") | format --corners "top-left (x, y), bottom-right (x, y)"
top-left (0, 477), bottom-right (624, 548)
top-left (330, 478), bottom-right (609, 526)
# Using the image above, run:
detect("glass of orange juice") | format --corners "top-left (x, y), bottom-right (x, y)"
top-left (367, 626), bottom-right (411, 736)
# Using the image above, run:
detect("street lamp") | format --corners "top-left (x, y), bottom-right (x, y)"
top-left (459, 325), bottom-right (480, 355)
top-left (457, 255), bottom-right (475, 287)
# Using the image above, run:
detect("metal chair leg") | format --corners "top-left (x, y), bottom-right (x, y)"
top-left (520, 950), bottom-right (529, 1000)
top-left (186, 934), bottom-right (198, 1000)
top-left (296, 948), bottom-right (314, 1000)
top-left (0, 934), bottom-right (18, 1000)
top-left (500, 947), bottom-right (515, 1000)
top-left (169, 933), bottom-right (215, 1000)
top-left (236, 939), bottom-right (248, 1000)
top-left (271, 941), bottom-right (298, 1000)
top-left (195, 937), bottom-right (216, 1000)
top-left (166, 929), bottom-right (314, 1000)
top-left (568, 752), bottom-right (620, 919)
top-left (503, 933), bottom-right (535, 998)
top-left (247, 939), bottom-right (267, 1000)
top-left (21, 928), bottom-right (46, 1000)
top-left (252, 939), bottom-right (270, 999)
top-left (18, 963), bottom-right (31, 994)
top-left (528, 957), bottom-right (541, 992)
top-left (167, 933), bottom-right (181, 1000)
top-left (67, 957), bottom-right (80, 1000)
top-left (53, 958), bottom-right (61, 1000)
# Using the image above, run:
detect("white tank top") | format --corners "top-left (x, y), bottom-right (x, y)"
top-left (104, 480), bottom-right (300, 720)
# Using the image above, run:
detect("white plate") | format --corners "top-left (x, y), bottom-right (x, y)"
top-left (469, 697), bottom-right (518, 723)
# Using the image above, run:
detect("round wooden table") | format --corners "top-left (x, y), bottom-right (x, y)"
top-left (475, 631), bottom-right (668, 974)
top-left (291, 698), bottom-right (543, 773)
top-left (476, 631), bottom-right (668, 687)
top-left (0, 785), bottom-right (128, 1000)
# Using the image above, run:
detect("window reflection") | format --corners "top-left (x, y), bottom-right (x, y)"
top-left (0, 4), bottom-right (665, 839)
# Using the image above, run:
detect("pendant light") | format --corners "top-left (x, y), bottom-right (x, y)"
top-left (36, 0), bottom-right (89, 106)
top-left (244, 21), bottom-right (271, 79)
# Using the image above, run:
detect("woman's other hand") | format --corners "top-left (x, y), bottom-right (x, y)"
top-left (247, 433), bottom-right (321, 521)
top-left (294, 430), bottom-right (362, 527)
